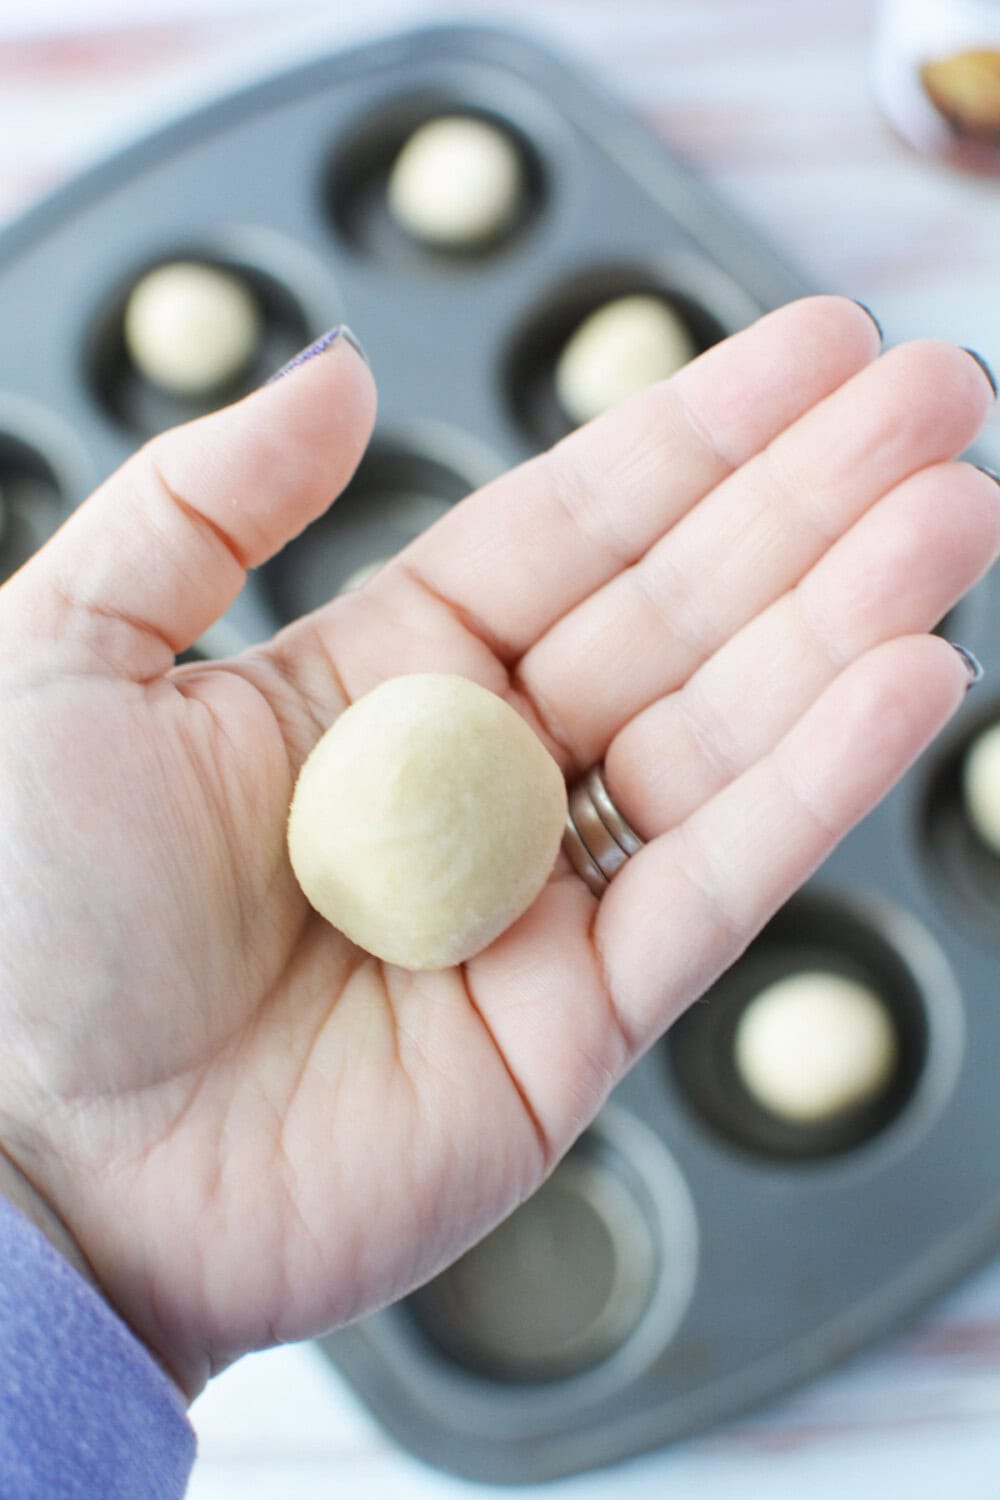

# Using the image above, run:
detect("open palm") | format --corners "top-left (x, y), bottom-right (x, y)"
top-left (0, 298), bottom-right (995, 1398)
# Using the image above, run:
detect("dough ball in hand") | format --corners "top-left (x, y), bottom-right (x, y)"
top-left (287, 674), bottom-right (568, 970)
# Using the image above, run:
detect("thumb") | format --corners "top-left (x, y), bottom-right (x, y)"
top-left (1, 326), bottom-right (375, 679)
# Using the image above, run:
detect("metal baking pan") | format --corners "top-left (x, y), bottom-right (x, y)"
top-left (0, 20), bottom-right (996, 1486)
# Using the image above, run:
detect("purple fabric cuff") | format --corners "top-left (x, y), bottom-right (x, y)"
top-left (0, 1194), bottom-right (196, 1498)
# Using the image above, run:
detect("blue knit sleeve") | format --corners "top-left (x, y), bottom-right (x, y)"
top-left (0, 1195), bottom-right (196, 1499)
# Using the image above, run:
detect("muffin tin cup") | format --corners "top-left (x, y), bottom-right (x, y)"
top-left (919, 690), bottom-right (1000, 945)
top-left (0, 393), bottom-right (96, 585)
top-left (328, 79), bottom-right (562, 266)
top-left (0, 19), bottom-right (998, 1485)
top-left (409, 1109), bottom-right (698, 1396)
top-left (505, 253), bottom-right (763, 447)
top-left (667, 889), bottom-right (963, 1167)
top-left (257, 434), bottom-right (485, 628)
top-left (85, 226), bottom-right (340, 438)
top-left (322, 1107), bottom-right (699, 1445)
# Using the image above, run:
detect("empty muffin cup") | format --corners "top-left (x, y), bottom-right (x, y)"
top-left (259, 441), bottom-right (471, 624)
top-left (0, 430), bottom-right (73, 586)
top-left (87, 249), bottom-right (310, 434)
top-left (668, 892), bottom-right (932, 1160)
top-left (407, 1134), bottom-right (658, 1383)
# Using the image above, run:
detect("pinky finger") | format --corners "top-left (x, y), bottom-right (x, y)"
top-left (596, 634), bottom-right (975, 1051)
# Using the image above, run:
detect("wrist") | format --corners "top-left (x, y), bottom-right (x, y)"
top-left (0, 1141), bottom-right (97, 1288)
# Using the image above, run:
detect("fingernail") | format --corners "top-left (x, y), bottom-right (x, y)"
top-left (266, 324), bottom-right (368, 384)
top-left (974, 462), bottom-right (1000, 488)
top-left (961, 347), bottom-right (998, 398)
top-left (339, 326), bottom-right (369, 366)
top-left (949, 641), bottom-right (985, 690)
top-left (853, 300), bottom-right (884, 344)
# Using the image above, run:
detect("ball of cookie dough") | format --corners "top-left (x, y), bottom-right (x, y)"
top-left (962, 721), bottom-right (1000, 854)
top-left (387, 115), bottom-right (524, 248)
top-left (123, 260), bottom-right (262, 397)
top-left (287, 673), bottom-right (567, 969)
top-left (555, 294), bottom-right (697, 427)
top-left (733, 970), bottom-right (898, 1123)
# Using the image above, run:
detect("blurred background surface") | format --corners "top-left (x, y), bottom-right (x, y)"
top-left (3, 2), bottom-right (1000, 1496)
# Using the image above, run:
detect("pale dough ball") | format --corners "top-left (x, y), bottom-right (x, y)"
top-left (338, 557), bottom-right (389, 594)
top-left (554, 294), bottom-right (697, 427)
top-left (287, 673), bottom-right (567, 970)
top-left (387, 115), bottom-right (525, 248)
top-left (123, 261), bottom-right (262, 396)
top-left (733, 971), bottom-right (898, 1123)
top-left (962, 721), bottom-right (1000, 854)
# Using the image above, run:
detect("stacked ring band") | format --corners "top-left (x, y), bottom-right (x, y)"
top-left (563, 765), bottom-right (645, 897)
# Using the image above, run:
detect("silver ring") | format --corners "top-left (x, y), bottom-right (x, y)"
top-left (563, 765), bottom-right (645, 897)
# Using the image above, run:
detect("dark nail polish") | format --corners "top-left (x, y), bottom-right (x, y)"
top-left (852, 300), bottom-right (884, 344)
top-left (974, 462), bottom-right (1000, 488)
top-left (339, 326), bottom-right (369, 367)
top-left (266, 324), bottom-right (367, 384)
top-left (961, 347), bottom-right (998, 398)
top-left (949, 641), bottom-right (984, 690)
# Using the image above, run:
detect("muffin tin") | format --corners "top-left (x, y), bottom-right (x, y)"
top-left (0, 19), bottom-right (998, 1486)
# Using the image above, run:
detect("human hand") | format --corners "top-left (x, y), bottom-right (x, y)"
top-left (0, 299), bottom-right (995, 1399)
